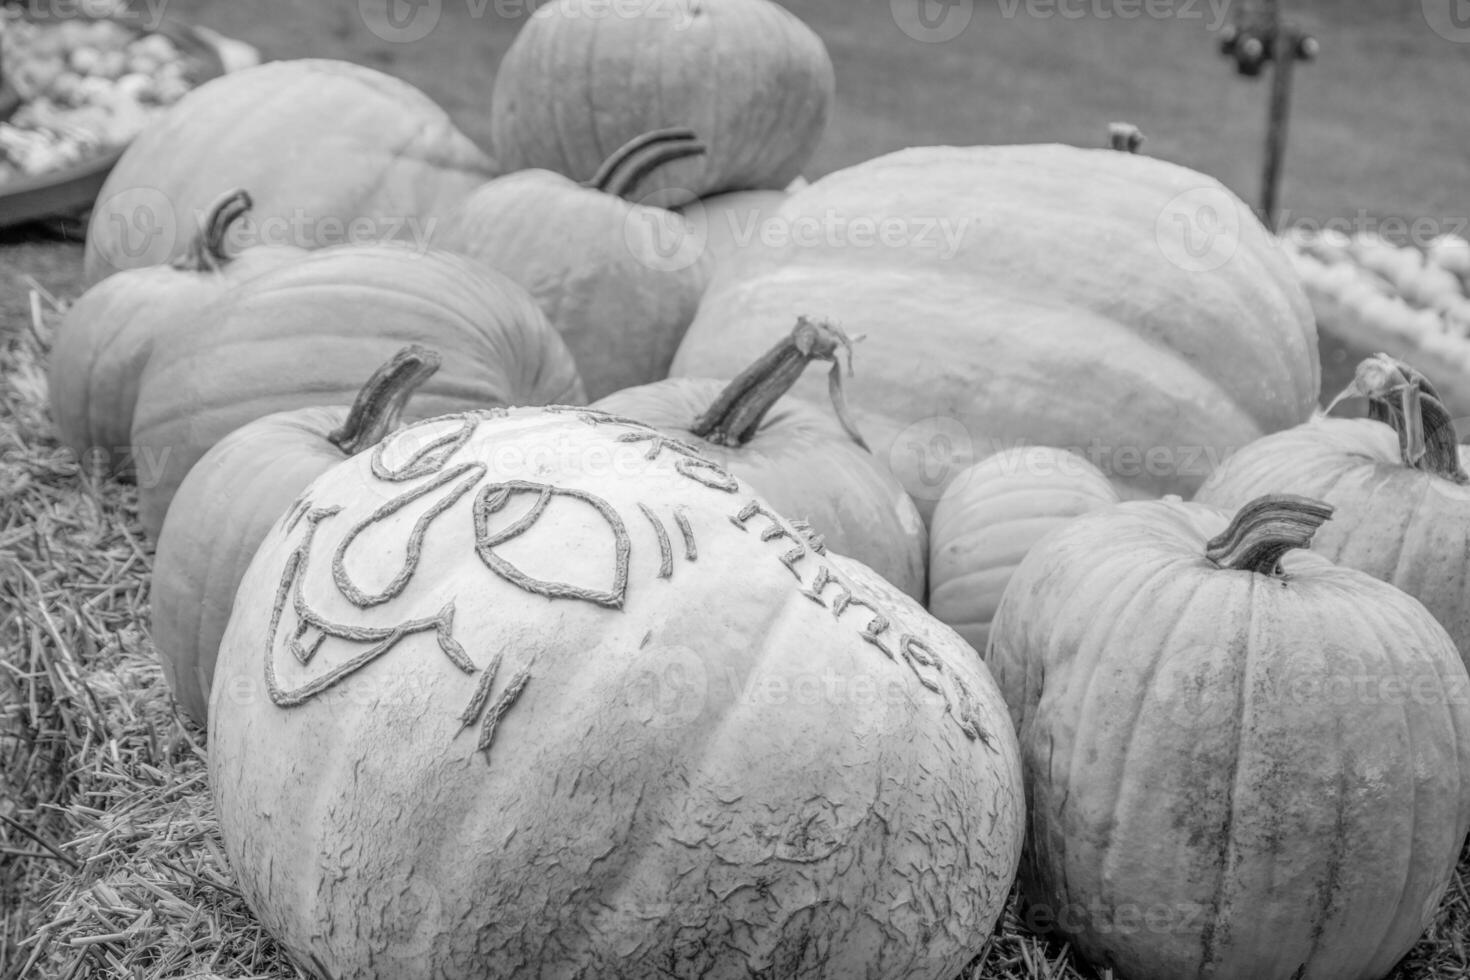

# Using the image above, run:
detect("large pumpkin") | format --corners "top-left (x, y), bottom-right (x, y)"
top-left (151, 346), bottom-right (441, 724)
top-left (84, 59), bottom-right (496, 284)
top-left (50, 190), bottom-right (302, 476)
top-left (489, 0), bottom-right (833, 201)
top-left (130, 244), bottom-right (584, 539)
top-left (987, 494), bottom-right (1470, 980)
top-left (595, 316), bottom-right (927, 599)
top-left (671, 144), bottom-right (1320, 520)
top-left (208, 405), bottom-right (1024, 980)
top-left (1195, 353), bottom-right (1470, 672)
top-left (928, 445), bottom-right (1118, 652)
top-left (437, 129), bottom-right (712, 399)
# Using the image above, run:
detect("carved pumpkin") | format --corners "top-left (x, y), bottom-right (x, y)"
top-left (671, 144), bottom-right (1320, 520)
top-left (988, 494), bottom-right (1470, 980)
top-left (49, 190), bottom-right (302, 477)
top-left (151, 346), bottom-right (440, 724)
top-left (84, 59), bottom-right (496, 284)
top-left (929, 445), bottom-right (1118, 652)
top-left (208, 405), bottom-right (1023, 980)
top-left (489, 0), bottom-right (833, 201)
top-left (1195, 354), bottom-right (1470, 672)
top-left (595, 316), bottom-right (927, 600)
top-left (130, 244), bottom-right (584, 539)
top-left (437, 129), bottom-right (712, 400)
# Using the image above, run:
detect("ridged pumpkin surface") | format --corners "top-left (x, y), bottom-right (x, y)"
top-left (929, 446), bottom-right (1118, 652)
top-left (987, 496), bottom-right (1470, 980)
top-left (209, 406), bottom-right (1024, 980)
top-left (490, 0), bottom-right (833, 200)
top-left (84, 59), bottom-right (496, 283)
top-left (671, 144), bottom-right (1319, 519)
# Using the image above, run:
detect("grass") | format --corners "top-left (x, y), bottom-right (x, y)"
top-left (3, 0), bottom-right (1470, 977)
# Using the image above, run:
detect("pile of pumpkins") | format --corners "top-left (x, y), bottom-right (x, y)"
top-left (46, 1), bottom-right (1470, 978)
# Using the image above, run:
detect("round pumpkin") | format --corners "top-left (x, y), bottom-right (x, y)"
top-left (84, 59), bottom-right (496, 284)
top-left (671, 143), bottom-right (1320, 521)
top-left (151, 346), bottom-right (441, 725)
top-left (987, 493), bottom-right (1470, 980)
top-left (50, 190), bottom-right (303, 477)
top-left (595, 316), bottom-right (927, 599)
top-left (130, 244), bottom-right (585, 540)
top-left (1195, 353), bottom-right (1470, 673)
top-left (208, 404), bottom-right (1024, 980)
top-left (437, 129), bottom-right (712, 400)
top-left (678, 186), bottom-right (789, 278)
top-left (489, 0), bottom-right (833, 201)
top-left (928, 445), bottom-right (1119, 652)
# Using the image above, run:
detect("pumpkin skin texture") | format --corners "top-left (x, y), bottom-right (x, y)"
top-left (208, 405), bottom-right (1024, 980)
top-left (671, 144), bottom-right (1320, 520)
top-left (678, 187), bottom-right (788, 277)
top-left (594, 318), bottom-right (927, 600)
top-left (49, 191), bottom-right (303, 477)
top-left (929, 446), bottom-right (1119, 653)
top-left (130, 244), bottom-right (585, 540)
top-left (1195, 355), bottom-right (1470, 674)
top-left (489, 0), bottom-right (833, 201)
top-left (84, 59), bottom-right (497, 284)
top-left (151, 347), bottom-right (440, 725)
top-left (987, 495), bottom-right (1470, 980)
top-left (437, 131), bottom-right (712, 400)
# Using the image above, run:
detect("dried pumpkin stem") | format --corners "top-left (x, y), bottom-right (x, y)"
top-left (1107, 122), bottom-right (1145, 153)
top-left (328, 345), bottom-right (443, 456)
top-left (689, 315), bottom-right (869, 451)
top-left (585, 127), bottom-right (707, 201)
top-left (1205, 494), bottom-right (1334, 577)
top-left (1360, 354), bottom-right (1466, 483)
top-left (173, 188), bottom-right (253, 273)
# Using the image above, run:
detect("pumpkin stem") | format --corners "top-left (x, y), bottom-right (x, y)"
top-left (1205, 494), bottom-right (1335, 577)
top-left (1107, 122), bottom-right (1145, 153)
top-left (1324, 353), bottom-right (1469, 484)
top-left (327, 345), bottom-right (443, 456)
top-left (585, 127), bottom-right (707, 201)
top-left (689, 315), bottom-right (869, 451)
top-left (172, 188), bottom-right (253, 273)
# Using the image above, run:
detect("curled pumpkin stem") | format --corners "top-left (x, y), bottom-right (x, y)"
top-left (690, 315), bottom-right (869, 452)
top-left (585, 127), bottom-right (707, 202)
top-left (173, 188), bottom-right (253, 274)
top-left (1205, 493), bottom-right (1334, 577)
top-left (1107, 122), bottom-right (1145, 153)
top-left (328, 345), bottom-right (443, 456)
top-left (1324, 353), bottom-right (1468, 484)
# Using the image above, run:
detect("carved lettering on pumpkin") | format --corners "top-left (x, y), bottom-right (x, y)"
top-left (543, 404), bottom-right (742, 494)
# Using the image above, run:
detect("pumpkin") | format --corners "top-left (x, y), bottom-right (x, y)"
top-left (678, 186), bottom-right (789, 278)
top-left (671, 144), bottom-right (1320, 521)
top-left (928, 445), bottom-right (1119, 652)
top-left (595, 316), bottom-right (927, 600)
top-left (489, 0), bottom-right (833, 201)
top-left (130, 243), bottom-right (585, 540)
top-left (84, 59), bottom-right (496, 284)
top-left (49, 189), bottom-right (302, 477)
top-left (438, 129), bottom-right (713, 400)
top-left (987, 493), bottom-right (1470, 980)
top-left (151, 346), bottom-right (441, 725)
top-left (1195, 353), bottom-right (1470, 672)
top-left (208, 404), bottom-right (1024, 980)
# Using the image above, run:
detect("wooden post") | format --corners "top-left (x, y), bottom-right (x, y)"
top-left (1260, 22), bottom-right (1295, 230)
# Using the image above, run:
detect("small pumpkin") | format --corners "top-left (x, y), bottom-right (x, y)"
top-left (928, 445), bottom-right (1119, 652)
top-left (988, 493), bottom-right (1470, 980)
top-left (130, 244), bottom-right (585, 539)
top-left (1195, 353), bottom-right (1470, 672)
top-left (438, 129), bottom-right (712, 399)
top-left (672, 143), bottom-right (1320, 520)
top-left (208, 404), bottom-right (1023, 980)
top-left (595, 316), bottom-right (927, 599)
top-left (49, 189), bottom-right (301, 477)
top-left (489, 0), bottom-right (833, 201)
top-left (151, 345), bottom-right (440, 724)
top-left (84, 59), bottom-right (496, 284)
